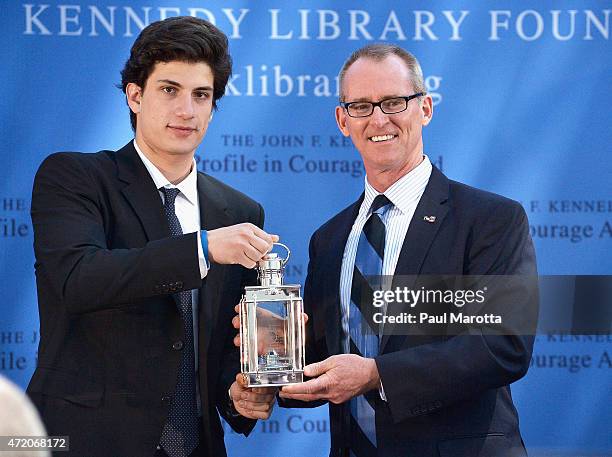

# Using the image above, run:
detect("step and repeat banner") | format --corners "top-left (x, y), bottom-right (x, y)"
top-left (2, 1), bottom-right (610, 456)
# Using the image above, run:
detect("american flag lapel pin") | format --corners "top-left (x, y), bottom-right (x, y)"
top-left (423, 215), bottom-right (436, 223)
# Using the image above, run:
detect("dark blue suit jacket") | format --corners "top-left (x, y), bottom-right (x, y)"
top-left (27, 142), bottom-right (259, 457)
top-left (299, 166), bottom-right (538, 457)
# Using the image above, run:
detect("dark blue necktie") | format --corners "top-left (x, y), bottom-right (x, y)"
top-left (348, 194), bottom-right (392, 457)
top-left (158, 187), bottom-right (199, 457)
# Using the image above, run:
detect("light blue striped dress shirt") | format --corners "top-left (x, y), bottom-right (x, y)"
top-left (339, 155), bottom-right (433, 397)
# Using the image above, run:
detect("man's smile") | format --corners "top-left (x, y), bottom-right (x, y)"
top-left (369, 134), bottom-right (397, 143)
top-left (168, 125), bottom-right (197, 131)
top-left (167, 125), bottom-right (198, 136)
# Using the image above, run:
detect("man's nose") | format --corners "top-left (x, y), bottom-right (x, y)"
top-left (175, 94), bottom-right (195, 118)
top-left (369, 105), bottom-right (389, 126)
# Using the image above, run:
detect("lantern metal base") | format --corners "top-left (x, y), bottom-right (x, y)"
top-left (244, 370), bottom-right (304, 387)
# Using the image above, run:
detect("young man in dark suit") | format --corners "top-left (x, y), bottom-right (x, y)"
top-left (280, 44), bottom-right (538, 457)
top-left (28, 17), bottom-right (276, 457)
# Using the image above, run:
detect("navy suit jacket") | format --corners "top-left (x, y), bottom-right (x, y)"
top-left (299, 166), bottom-right (538, 457)
top-left (27, 142), bottom-right (259, 457)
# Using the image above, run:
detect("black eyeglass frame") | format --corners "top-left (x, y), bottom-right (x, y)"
top-left (340, 92), bottom-right (425, 118)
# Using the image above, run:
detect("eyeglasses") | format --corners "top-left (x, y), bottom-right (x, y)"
top-left (341, 93), bottom-right (425, 118)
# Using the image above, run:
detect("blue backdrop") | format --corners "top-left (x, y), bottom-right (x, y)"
top-left (2, 1), bottom-right (610, 455)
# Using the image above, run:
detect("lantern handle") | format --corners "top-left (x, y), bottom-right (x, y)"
top-left (272, 242), bottom-right (290, 266)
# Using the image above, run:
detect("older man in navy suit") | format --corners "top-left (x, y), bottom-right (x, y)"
top-left (280, 44), bottom-right (538, 457)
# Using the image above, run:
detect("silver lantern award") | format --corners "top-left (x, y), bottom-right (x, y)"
top-left (240, 243), bottom-right (305, 387)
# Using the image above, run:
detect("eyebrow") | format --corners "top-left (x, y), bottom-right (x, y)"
top-left (347, 95), bottom-right (405, 103)
top-left (157, 79), bottom-right (213, 91)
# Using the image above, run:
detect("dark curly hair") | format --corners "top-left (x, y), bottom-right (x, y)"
top-left (119, 16), bottom-right (232, 131)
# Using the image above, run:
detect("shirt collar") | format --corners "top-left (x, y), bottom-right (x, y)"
top-left (361, 155), bottom-right (432, 216)
top-left (133, 139), bottom-right (198, 206)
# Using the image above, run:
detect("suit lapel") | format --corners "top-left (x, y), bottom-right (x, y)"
top-left (196, 173), bottom-right (234, 356)
top-left (116, 142), bottom-right (169, 241)
top-left (323, 198), bottom-right (363, 356)
top-left (117, 143), bottom-right (231, 360)
top-left (380, 166), bottom-right (450, 351)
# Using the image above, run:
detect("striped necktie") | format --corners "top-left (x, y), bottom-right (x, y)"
top-left (348, 194), bottom-right (392, 457)
top-left (158, 187), bottom-right (199, 457)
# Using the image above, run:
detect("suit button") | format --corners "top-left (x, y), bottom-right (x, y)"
top-left (162, 284), bottom-right (169, 293)
top-left (176, 281), bottom-right (183, 289)
top-left (172, 341), bottom-right (184, 350)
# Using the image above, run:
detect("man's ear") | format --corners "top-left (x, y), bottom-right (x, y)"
top-left (126, 83), bottom-right (142, 114)
top-left (421, 94), bottom-right (433, 126)
top-left (335, 105), bottom-right (350, 137)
